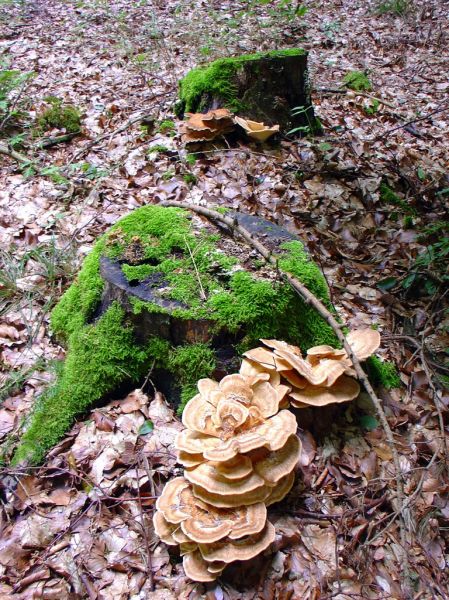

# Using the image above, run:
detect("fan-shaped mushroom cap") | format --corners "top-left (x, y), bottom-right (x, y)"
top-left (242, 347), bottom-right (279, 370)
top-left (261, 339), bottom-right (302, 356)
top-left (191, 480), bottom-right (272, 508)
top-left (312, 359), bottom-right (348, 387)
top-left (175, 429), bottom-right (221, 455)
top-left (182, 393), bottom-right (220, 437)
top-left (281, 370), bottom-right (308, 389)
top-left (185, 462), bottom-right (265, 496)
top-left (306, 345), bottom-right (347, 365)
top-left (212, 398), bottom-right (249, 435)
top-left (156, 477), bottom-right (192, 523)
top-left (183, 550), bottom-right (224, 582)
top-left (153, 511), bottom-right (179, 545)
top-left (253, 434), bottom-right (300, 484)
top-left (218, 373), bottom-right (254, 401)
top-left (200, 108), bottom-right (233, 122)
top-left (199, 521), bottom-right (276, 563)
top-left (156, 477), bottom-right (269, 544)
top-left (250, 380), bottom-right (286, 418)
top-left (243, 347), bottom-right (292, 372)
top-left (265, 471), bottom-right (295, 506)
top-left (214, 455), bottom-right (253, 480)
top-left (239, 358), bottom-right (280, 385)
top-left (347, 329), bottom-right (381, 361)
top-left (178, 450), bottom-right (204, 468)
top-left (273, 348), bottom-right (329, 386)
top-left (234, 116), bottom-right (280, 142)
top-left (289, 375), bottom-right (361, 408)
top-left (202, 410), bottom-right (297, 462)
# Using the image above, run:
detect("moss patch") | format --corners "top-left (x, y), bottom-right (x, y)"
top-left (37, 97), bottom-right (81, 133)
top-left (13, 204), bottom-right (338, 465)
top-left (366, 355), bottom-right (401, 389)
top-left (13, 303), bottom-right (152, 465)
top-left (177, 49), bottom-right (305, 116)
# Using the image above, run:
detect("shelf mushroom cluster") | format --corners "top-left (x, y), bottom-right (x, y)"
top-left (153, 330), bottom-right (381, 581)
top-left (153, 373), bottom-right (301, 581)
top-left (179, 109), bottom-right (235, 143)
top-left (241, 329), bottom-right (380, 410)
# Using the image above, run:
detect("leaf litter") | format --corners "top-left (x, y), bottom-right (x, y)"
top-left (0, 0), bottom-right (448, 598)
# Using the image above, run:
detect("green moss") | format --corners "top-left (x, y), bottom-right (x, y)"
top-left (51, 238), bottom-right (106, 341)
top-left (14, 205), bottom-right (339, 463)
top-left (177, 49), bottom-right (305, 115)
top-left (158, 119), bottom-right (176, 134)
top-left (13, 303), bottom-right (153, 465)
top-left (366, 355), bottom-right (401, 389)
top-left (37, 97), bottom-right (81, 133)
top-left (167, 343), bottom-right (216, 414)
top-left (342, 70), bottom-right (372, 92)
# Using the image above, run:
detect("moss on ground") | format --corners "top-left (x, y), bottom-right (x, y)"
top-left (366, 355), bottom-right (401, 389)
top-left (13, 204), bottom-right (339, 465)
top-left (37, 97), bottom-right (81, 133)
top-left (177, 49), bottom-right (305, 116)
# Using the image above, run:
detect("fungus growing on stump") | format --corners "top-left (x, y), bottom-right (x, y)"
top-left (242, 329), bottom-right (380, 409)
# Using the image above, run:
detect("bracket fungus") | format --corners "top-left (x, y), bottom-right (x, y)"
top-left (153, 329), bottom-right (382, 581)
top-left (242, 330), bottom-right (380, 409)
top-left (179, 108), bottom-right (235, 143)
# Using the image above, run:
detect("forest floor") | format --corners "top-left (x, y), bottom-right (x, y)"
top-left (0, 0), bottom-right (448, 598)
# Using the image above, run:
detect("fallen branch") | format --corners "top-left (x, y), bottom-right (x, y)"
top-left (161, 199), bottom-right (412, 592)
top-left (36, 131), bottom-right (81, 149)
top-left (0, 141), bottom-right (31, 165)
top-left (374, 102), bottom-right (449, 140)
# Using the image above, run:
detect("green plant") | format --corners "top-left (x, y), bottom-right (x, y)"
top-left (288, 105), bottom-right (321, 136)
top-left (402, 221), bottom-right (449, 295)
top-left (0, 68), bottom-right (34, 132)
top-left (41, 165), bottom-right (69, 185)
top-left (364, 98), bottom-right (380, 116)
top-left (0, 359), bottom-right (46, 404)
top-left (375, 0), bottom-right (411, 16)
top-left (148, 144), bottom-right (170, 155)
top-left (158, 119), bottom-right (176, 134)
top-left (69, 162), bottom-right (109, 180)
top-left (162, 169), bottom-right (175, 180)
top-left (380, 183), bottom-right (416, 216)
top-left (183, 172), bottom-right (197, 185)
top-left (366, 356), bottom-right (401, 389)
top-left (343, 70), bottom-right (372, 92)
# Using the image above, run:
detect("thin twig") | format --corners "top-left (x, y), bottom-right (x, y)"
top-left (184, 235), bottom-right (206, 300)
top-left (373, 102), bottom-right (449, 140)
top-left (160, 199), bottom-right (413, 592)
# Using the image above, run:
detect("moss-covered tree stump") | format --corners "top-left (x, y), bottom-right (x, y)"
top-left (13, 205), bottom-right (337, 465)
top-left (176, 49), bottom-right (317, 134)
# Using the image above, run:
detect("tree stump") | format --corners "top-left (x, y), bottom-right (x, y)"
top-left (176, 49), bottom-right (318, 134)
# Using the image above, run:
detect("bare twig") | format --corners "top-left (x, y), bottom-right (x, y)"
top-left (373, 102), bottom-right (449, 140)
top-left (184, 235), bottom-right (206, 301)
top-left (160, 200), bottom-right (413, 592)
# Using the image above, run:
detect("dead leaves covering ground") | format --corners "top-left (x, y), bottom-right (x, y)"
top-left (0, 0), bottom-right (448, 598)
